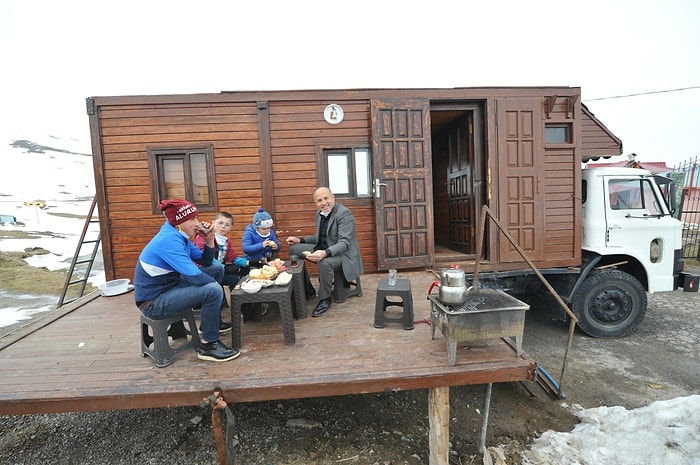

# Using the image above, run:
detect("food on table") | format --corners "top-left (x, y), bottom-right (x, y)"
top-left (250, 265), bottom-right (278, 280)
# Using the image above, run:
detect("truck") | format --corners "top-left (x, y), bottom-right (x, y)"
top-left (471, 166), bottom-right (687, 338)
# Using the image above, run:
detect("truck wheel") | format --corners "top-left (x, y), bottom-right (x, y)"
top-left (571, 269), bottom-right (647, 338)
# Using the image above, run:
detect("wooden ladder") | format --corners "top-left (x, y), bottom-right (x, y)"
top-left (57, 196), bottom-right (101, 307)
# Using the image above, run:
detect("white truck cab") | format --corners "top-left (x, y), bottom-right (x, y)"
top-left (581, 167), bottom-right (684, 293)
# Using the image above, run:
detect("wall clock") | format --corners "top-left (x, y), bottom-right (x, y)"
top-left (323, 103), bottom-right (344, 125)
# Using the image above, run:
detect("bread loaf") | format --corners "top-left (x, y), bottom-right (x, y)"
top-left (250, 265), bottom-right (278, 280)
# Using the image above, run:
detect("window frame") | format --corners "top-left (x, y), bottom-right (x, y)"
top-left (147, 145), bottom-right (218, 214)
top-left (318, 143), bottom-right (372, 199)
top-left (544, 123), bottom-right (573, 145)
top-left (608, 178), bottom-right (663, 214)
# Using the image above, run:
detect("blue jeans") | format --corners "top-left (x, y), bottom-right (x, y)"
top-left (142, 262), bottom-right (225, 343)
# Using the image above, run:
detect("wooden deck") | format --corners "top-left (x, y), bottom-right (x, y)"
top-left (0, 270), bottom-right (534, 417)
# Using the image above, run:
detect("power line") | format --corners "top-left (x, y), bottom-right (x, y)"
top-left (583, 86), bottom-right (700, 102)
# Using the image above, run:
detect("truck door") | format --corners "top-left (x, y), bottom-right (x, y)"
top-left (604, 176), bottom-right (678, 291)
top-left (371, 98), bottom-right (434, 270)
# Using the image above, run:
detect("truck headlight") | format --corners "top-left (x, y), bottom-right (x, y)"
top-left (650, 239), bottom-right (662, 263)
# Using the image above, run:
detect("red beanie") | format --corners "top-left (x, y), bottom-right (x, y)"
top-left (158, 199), bottom-right (198, 226)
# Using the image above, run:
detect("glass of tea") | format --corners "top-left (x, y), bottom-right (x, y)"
top-left (290, 255), bottom-right (299, 267)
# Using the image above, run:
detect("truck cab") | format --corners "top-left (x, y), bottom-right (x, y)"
top-left (560, 167), bottom-right (686, 337)
top-left (581, 167), bottom-right (684, 292)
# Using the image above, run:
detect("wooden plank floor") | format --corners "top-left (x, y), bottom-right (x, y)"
top-left (0, 270), bottom-right (534, 416)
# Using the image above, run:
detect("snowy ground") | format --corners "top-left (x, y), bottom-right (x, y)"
top-left (1, 135), bottom-right (699, 464)
top-left (521, 396), bottom-right (700, 465)
top-left (0, 133), bottom-right (104, 327)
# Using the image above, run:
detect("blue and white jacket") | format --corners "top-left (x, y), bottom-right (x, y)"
top-left (134, 221), bottom-right (216, 304)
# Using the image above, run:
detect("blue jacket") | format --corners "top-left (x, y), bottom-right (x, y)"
top-left (134, 222), bottom-right (216, 303)
top-left (242, 224), bottom-right (281, 260)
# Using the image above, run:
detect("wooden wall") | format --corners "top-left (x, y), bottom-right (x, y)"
top-left (95, 99), bottom-right (377, 281)
top-left (543, 96), bottom-right (581, 267)
top-left (266, 100), bottom-right (376, 275)
top-left (581, 105), bottom-right (623, 158)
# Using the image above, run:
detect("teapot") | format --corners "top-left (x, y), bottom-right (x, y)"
top-left (428, 265), bottom-right (468, 305)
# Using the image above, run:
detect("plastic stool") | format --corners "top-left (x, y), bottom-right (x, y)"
top-left (141, 310), bottom-right (200, 368)
top-left (374, 277), bottom-right (414, 330)
top-left (332, 267), bottom-right (363, 303)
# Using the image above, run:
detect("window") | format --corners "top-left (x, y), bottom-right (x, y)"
top-left (321, 147), bottom-right (372, 198)
top-left (608, 179), bottom-right (663, 214)
top-left (148, 146), bottom-right (217, 211)
top-left (545, 124), bottom-right (572, 144)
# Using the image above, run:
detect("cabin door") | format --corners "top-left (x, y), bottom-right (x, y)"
top-left (371, 98), bottom-right (434, 270)
top-left (496, 98), bottom-right (546, 262)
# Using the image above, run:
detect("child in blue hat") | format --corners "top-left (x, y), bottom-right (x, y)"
top-left (242, 207), bottom-right (281, 262)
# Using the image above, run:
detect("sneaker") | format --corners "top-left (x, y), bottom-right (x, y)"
top-left (197, 340), bottom-right (240, 362)
top-left (219, 321), bottom-right (232, 333)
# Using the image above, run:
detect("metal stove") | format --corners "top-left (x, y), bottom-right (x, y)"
top-left (428, 288), bottom-right (529, 366)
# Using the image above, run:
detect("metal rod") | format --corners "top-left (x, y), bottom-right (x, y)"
top-left (478, 383), bottom-right (493, 454)
top-left (472, 204), bottom-right (488, 289)
top-left (480, 205), bottom-right (576, 395)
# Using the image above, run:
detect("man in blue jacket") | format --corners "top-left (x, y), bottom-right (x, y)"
top-left (134, 199), bottom-right (239, 362)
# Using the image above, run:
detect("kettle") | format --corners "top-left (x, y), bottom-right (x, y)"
top-left (428, 265), bottom-right (468, 305)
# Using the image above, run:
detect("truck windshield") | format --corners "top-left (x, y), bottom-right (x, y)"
top-left (608, 179), bottom-right (663, 215)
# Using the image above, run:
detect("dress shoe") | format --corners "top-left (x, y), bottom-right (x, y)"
top-left (312, 298), bottom-right (332, 317)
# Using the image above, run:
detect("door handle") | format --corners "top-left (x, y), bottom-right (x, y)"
top-left (375, 178), bottom-right (387, 199)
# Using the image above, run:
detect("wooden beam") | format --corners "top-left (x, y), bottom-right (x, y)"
top-left (428, 386), bottom-right (450, 465)
top-left (257, 101), bottom-right (274, 215)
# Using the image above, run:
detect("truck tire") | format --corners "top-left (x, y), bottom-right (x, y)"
top-left (571, 269), bottom-right (647, 338)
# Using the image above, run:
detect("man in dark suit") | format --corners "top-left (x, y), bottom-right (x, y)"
top-left (286, 187), bottom-right (364, 317)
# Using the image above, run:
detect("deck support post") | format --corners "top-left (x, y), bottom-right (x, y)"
top-left (478, 383), bottom-right (493, 453)
top-left (428, 386), bottom-right (450, 465)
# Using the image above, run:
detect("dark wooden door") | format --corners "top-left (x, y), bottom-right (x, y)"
top-left (371, 98), bottom-right (434, 270)
top-left (496, 98), bottom-right (545, 262)
top-left (446, 114), bottom-right (474, 253)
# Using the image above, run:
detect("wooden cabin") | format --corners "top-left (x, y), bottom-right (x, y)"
top-left (86, 87), bottom-right (622, 281)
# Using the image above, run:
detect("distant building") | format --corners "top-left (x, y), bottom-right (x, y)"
top-left (584, 154), bottom-right (671, 174)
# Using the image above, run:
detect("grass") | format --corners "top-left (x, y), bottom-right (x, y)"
top-left (0, 249), bottom-right (72, 295)
top-left (0, 235), bottom-right (98, 297)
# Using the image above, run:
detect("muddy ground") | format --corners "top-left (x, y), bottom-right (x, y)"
top-left (1, 264), bottom-right (699, 464)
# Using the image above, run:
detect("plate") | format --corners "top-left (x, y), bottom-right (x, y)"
top-left (274, 272), bottom-right (292, 286)
top-left (259, 279), bottom-right (274, 287)
top-left (102, 284), bottom-right (134, 297)
top-left (241, 281), bottom-right (262, 294)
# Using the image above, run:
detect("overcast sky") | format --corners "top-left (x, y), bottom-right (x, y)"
top-left (1, 0), bottom-right (698, 167)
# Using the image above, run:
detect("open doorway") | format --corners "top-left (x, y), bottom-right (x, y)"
top-left (430, 102), bottom-right (486, 262)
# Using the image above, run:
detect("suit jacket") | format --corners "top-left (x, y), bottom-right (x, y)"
top-left (302, 202), bottom-right (364, 281)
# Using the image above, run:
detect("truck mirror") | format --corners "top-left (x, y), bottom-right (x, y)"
top-left (653, 175), bottom-right (677, 215)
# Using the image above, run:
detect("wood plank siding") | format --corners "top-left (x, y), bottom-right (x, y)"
top-left (96, 102), bottom-right (263, 280)
top-left (88, 87), bottom-right (621, 281)
top-left (267, 100), bottom-right (377, 275)
top-left (543, 95), bottom-right (581, 268)
top-left (581, 104), bottom-right (623, 159)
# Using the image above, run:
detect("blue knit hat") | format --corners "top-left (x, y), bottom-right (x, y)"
top-left (253, 208), bottom-right (273, 228)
